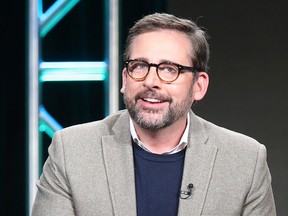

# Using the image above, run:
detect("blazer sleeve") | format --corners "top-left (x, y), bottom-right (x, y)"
top-left (242, 144), bottom-right (276, 216)
top-left (31, 131), bottom-right (75, 216)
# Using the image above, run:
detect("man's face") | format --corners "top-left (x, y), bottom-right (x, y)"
top-left (121, 30), bottom-right (199, 130)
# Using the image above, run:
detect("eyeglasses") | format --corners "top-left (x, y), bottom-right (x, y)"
top-left (124, 59), bottom-right (198, 83)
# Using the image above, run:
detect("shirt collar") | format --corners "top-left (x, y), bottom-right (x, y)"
top-left (129, 113), bottom-right (190, 154)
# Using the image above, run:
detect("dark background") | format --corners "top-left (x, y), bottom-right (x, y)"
top-left (1, 0), bottom-right (287, 215)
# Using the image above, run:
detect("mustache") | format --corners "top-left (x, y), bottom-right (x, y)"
top-left (135, 89), bottom-right (172, 102)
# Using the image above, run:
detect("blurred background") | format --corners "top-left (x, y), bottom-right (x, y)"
top-left (1, 0), bottom-right (288, 215)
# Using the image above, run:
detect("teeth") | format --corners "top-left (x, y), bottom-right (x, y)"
top-left (143, 98), bottom-right (161, 103)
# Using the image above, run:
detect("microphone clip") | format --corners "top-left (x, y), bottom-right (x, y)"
top-left (180, 183), bottom-right (193, 199)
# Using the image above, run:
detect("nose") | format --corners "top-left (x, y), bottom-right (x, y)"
top-left (143, 66), bottom-right (161, 88)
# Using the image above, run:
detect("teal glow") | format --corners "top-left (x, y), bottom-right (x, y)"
top-left (40, 61), bottom-right (107, 82)
top-left (39, 121), bottom-right (56, 138)
top-left (39, 106), bottom-right (63, 138)
top-left (40, 0), bottom-right (80, 38)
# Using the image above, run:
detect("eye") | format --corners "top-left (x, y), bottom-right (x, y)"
top-left (159, 63), bottom-right (178, 74)
top-left (129, 61), bottom-right (148, 71)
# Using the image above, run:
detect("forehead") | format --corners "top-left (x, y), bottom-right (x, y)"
top-left (130, 30), bottom-right (193, 64)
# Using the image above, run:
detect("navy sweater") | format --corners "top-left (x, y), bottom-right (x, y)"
top-left (133, 142), bottom-right (185, 216)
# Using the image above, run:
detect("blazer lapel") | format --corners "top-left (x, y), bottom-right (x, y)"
top-left (101, 112), bottom-right (137, 216)
top-left (178, 112), bottom-right (218, 216)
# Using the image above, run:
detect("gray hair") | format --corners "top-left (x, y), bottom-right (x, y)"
top-left (123, 13), bottom-right (210, 72)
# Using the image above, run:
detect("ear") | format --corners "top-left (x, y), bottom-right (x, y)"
top-left (120, 68), bottom-right (127, 94)
top-left (193, 72), bottom-right (209, 101)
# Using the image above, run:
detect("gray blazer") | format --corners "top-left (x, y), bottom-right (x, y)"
top-left (32, 110), bottom-right (276, 216)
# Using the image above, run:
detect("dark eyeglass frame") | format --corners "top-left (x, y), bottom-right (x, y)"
top-left (124, 59), bottom-right (198, 83)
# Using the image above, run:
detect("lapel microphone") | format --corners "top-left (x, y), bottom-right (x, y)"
top-left (179, 183), bottom-right (194, 199)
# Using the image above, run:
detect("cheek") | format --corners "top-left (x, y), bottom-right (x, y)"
top-left (169, 83), bottom-right (193, 100)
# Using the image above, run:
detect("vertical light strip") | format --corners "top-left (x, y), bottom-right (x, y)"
top-left (27, 0), bottom-right (40, 215)
top-left (108, 0), bottom-right (119, 114)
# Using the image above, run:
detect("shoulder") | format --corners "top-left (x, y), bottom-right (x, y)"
top-left (53, 110), bottom-right (129, 145)
top-left (195, 114), bottom-right (266, 157)
top-left (61, 110), bottom-right (128, 134)
top-left (47, 110), bottom-right (130, 167)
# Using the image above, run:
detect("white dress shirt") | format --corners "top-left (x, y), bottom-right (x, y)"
top-left (129, 113), bottom-right (190, 154)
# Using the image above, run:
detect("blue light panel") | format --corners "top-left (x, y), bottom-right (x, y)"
top-left (39, 61), bottom-right (108, 82)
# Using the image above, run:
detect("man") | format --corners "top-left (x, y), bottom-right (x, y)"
top-left (32, 13), bottom-right (276, 215)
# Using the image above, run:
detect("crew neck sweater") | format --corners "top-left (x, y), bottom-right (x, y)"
top-left (133, 141), bottom-right (186, 216)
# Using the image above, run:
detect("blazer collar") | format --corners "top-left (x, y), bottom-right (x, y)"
top-left (178, 110), bottom-right (218, 216)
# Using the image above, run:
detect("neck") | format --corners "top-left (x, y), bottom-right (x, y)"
top-left (133, 116), bottom-right (188, 154)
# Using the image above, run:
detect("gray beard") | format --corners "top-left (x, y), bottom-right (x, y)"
top-left (123, 88), bottom-right (193, 131)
